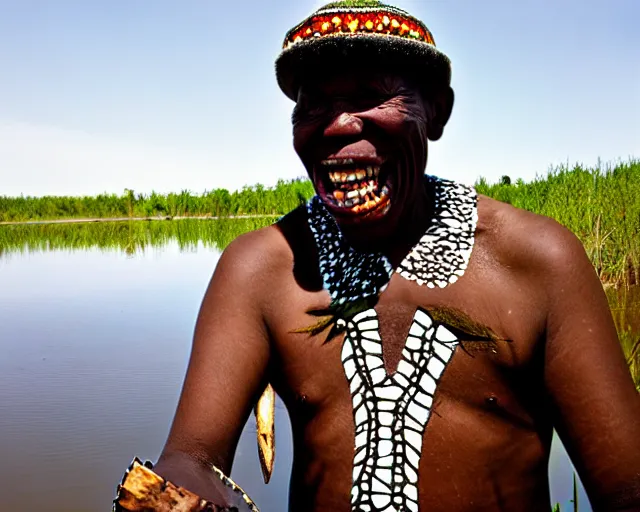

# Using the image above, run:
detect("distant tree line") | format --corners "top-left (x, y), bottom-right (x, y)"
top-left (0, 178), bottom-right (315, 222)
top-left (2, 160), bottom-right (639, 284)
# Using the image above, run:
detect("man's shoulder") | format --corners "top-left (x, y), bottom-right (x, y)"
top-left (220, 205), bottom-right (308, 278)
top-left (476, 194), bottom-right (589, 279)
top-left (221, 223), bottom-right (293, 276)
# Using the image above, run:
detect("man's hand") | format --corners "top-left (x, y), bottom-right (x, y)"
top-left (114, 458), bottom-right (248, 511)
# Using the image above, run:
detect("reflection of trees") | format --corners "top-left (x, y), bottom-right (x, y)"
top-left (0, 218), bottom-right (274, 256)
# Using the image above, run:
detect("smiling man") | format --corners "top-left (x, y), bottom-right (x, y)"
top-left (114, 2), bottom-right (640, 511)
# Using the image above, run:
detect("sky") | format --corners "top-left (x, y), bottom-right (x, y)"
top-left (0, 0), bottom-right (638, 197)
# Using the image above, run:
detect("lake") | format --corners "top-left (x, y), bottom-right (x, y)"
top-left (1, 219), bottom-right (638, 512)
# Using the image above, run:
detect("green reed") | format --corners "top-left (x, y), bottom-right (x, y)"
top-left (621, 330), bottom-right (640, 392)
top-left (476, 159), bottom-right (640, 287)
top-left (607, 286), bottom-right (640, 391)
top-left (552, 472), bottom-right (579, 511)
top-left (0, 178), bottom-right (314, 223)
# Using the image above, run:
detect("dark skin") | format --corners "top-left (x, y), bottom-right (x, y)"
top-left (153, 68), bottom-right (640, 511)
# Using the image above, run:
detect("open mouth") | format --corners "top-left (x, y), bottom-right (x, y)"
top-left (315, 158), bottom-right (391, 218)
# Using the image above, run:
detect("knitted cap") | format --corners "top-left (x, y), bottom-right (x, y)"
top-left (275, 0), bottom-right (451, 101)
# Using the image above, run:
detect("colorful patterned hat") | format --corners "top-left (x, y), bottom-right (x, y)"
top-left (275, 0), bottom-right (451, 101)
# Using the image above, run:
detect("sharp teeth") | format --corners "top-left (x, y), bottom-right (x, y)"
top-left (326, 165), bottom-right (381, 186)
top-left (328, 176), bottom-right (390, 213)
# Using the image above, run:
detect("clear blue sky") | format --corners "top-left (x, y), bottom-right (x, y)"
top-left (0, 0), bottom-right (638, 197)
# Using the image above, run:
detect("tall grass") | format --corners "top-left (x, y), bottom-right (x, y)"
top-left (607, 286), bottom-right (640, 391)
top-left (3, 160), bottom-right (639, 286)
top-left (0, 178), bottom-right (314, 222)
top-left (476, 159), bottom-right (640, 286)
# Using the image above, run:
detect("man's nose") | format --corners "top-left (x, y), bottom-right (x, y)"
top-left (324, 112), bottom-right (364, 137)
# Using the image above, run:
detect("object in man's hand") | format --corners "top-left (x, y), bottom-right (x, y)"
top-left (113, 458), bottom-right (260, 512)
top-left (255, 383), bottom-right (276, 484)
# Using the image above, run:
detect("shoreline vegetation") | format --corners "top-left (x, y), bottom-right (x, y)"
top-left (0, 214), bottom-right (280, 226)
top-left (2, 159), bottom-right (638, 286)
top-left (0, 178), bottom-right (315, 223)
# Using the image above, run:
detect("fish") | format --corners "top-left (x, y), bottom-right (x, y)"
top-left (254, 383), bottom-right (276, 484)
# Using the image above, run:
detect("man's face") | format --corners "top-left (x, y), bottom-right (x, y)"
top-left (292, 68), bottom-right (436, 233)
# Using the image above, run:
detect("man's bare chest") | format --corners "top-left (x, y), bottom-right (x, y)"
top-left (261, 260), bottom-right (550, 512)
top-left (262, 190), bottom-right (554, 510)
top-left (264, 258), bottom-right (546, 423)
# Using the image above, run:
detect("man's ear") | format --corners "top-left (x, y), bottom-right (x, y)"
top-left (426, 86), bottom-right (454, 141)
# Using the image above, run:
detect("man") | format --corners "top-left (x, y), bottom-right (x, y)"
top-left (114, 1), bottom-right (640, 510)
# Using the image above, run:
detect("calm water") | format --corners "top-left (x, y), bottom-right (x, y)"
top-left (1, 223), bottom-right (637, 511)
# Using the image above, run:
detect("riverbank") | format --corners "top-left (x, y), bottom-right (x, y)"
top-left (0, 214), bottom-right (280, 226)
top-left (2, 159), bottom-right (639, 286)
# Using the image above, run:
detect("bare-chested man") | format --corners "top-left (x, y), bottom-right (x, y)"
top-left (115, 2), bottom-right (640, 511)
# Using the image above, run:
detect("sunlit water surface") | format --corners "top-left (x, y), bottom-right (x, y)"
top-left (3, 239), bottom-right (630, 511)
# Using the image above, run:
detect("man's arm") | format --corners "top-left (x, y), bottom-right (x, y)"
top-left (539, 221), bottom-right (640, 510)
top-left (152, 230), bottom-right (274, 506)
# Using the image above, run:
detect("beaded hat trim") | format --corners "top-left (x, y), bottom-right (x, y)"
top-left (282, 7), bottom-right (436, 50)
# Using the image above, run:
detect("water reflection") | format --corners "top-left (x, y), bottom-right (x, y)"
top-left (1, 222), bottom-right (638, 511)
top-left (0, 245), bottom-right (292, 511)
top-left (0, 218), bottom-right (274, 257)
